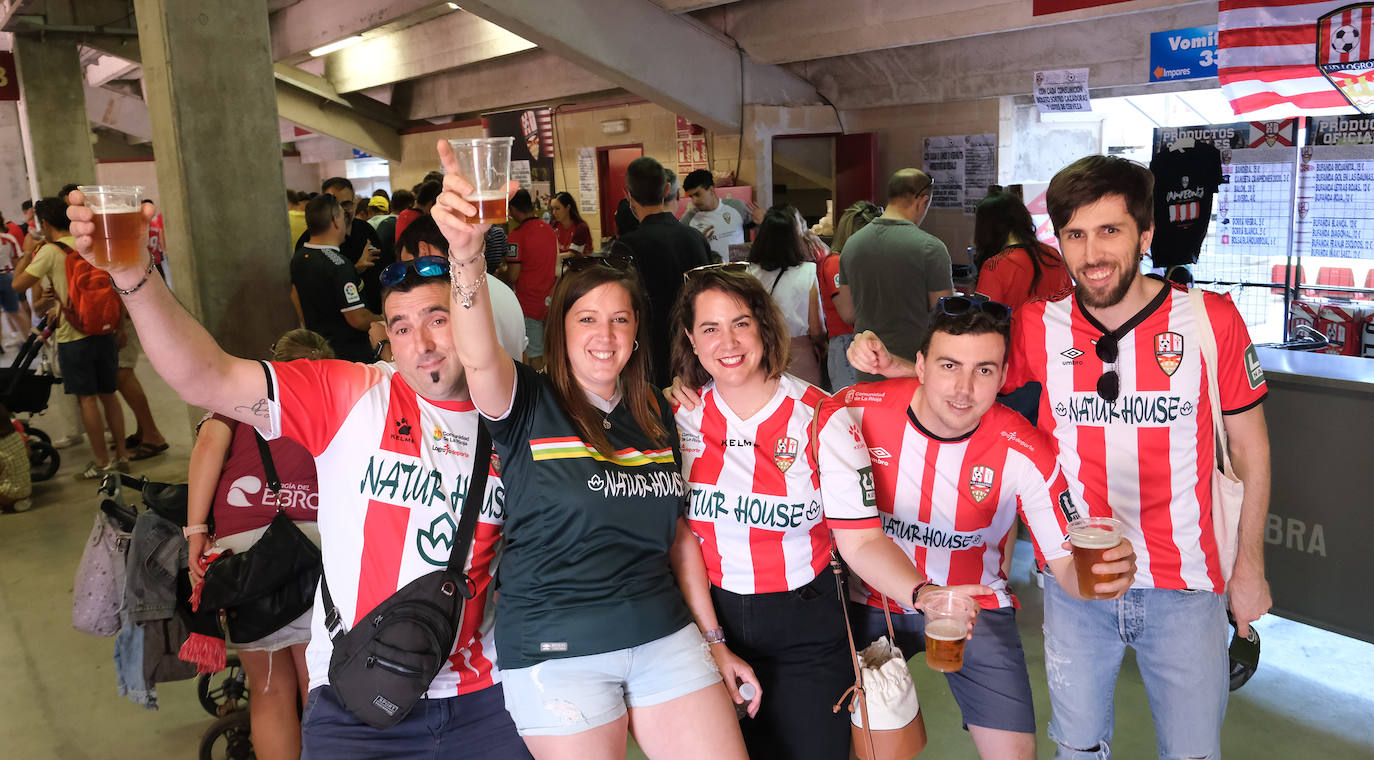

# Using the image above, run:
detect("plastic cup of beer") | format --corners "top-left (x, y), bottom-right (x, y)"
top-left (922, 589), bottom-right (977, 673)
top-left (1068, 516), bottom-right (1125, 600)
top-left (78, 185), bottom-right (147, 268)
top-left (446, 137), bottom-right (514, 225)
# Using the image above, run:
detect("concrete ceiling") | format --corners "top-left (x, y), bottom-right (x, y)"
top-left (5, 0), bottom-right (1212, 154)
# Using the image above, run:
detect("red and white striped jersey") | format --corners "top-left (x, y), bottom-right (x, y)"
top-left (818, 381), bottom-right (1072, 611)
top-left (676, 374), bottom-right (872, 594)
top-left (1168, 201), bottom-right (1201, 223)
top-left (265, 359), bottom-right (505, 698)
top-left (1006, 284), bottom-right (1268, 594)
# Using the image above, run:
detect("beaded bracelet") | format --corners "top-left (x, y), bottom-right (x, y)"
top-left (112, 259), bottom-right (157, 296)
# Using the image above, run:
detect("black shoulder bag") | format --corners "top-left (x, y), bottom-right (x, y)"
top-left (321, 422), bottom-right (492, 729)
top-left (199, 430), bottom-right (323, 644)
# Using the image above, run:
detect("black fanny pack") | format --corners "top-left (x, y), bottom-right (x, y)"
top-left (321, 422), bottom-right (492, 730)
top-left (200, 430), bottom-right (321, 644)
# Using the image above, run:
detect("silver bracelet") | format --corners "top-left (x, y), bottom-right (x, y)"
top-left (450, 255), bottom-right (486, 309)
top-left (112, 260), bottom-right (157, 296)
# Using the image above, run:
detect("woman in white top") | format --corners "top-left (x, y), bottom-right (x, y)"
top-left (744, 206), bottom-right (824, 386)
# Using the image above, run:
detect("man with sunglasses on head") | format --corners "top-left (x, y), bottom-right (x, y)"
top-left (834, 169), bottom-right (952, 382)
top-left (850, 156), bottom-right (1271, 760)
top-left (823, 295), bottom-right (1136, 760)
top-left (65, 186), bottom-right (533, 759)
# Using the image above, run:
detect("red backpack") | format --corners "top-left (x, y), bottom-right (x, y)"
top-left (53, 241), bottom-right (121, 335)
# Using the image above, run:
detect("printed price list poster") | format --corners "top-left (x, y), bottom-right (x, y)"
top-left (1216, 148), bottom-right (1295, 261)
top-left (1296, 144), bottom-right (1374, 260)
top-left (922, 136), bottom-right (964, 211)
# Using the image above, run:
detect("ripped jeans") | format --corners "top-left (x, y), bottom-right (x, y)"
top-left (1042, 575), bottom-right (1229, 759)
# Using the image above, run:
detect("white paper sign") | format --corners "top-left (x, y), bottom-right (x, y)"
top-left (923, 136), bottom-right (965, 211)
top-left (578, 147), bottom-right (599, 215)
top-left (963, 134), bottom-right (998, 215)
top-left (1034, 68), bottom-right (1092, 114)
top-left (510, 159), bottom-right (532, 191)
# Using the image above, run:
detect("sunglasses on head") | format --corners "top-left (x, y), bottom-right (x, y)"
top-left (1095, 334), bottom-right (1120, 402)
top-left (683, 261), bottom-right (749, 282)
top-left (562, 252), bottom-right (633, 274)
top-left (380, 255), bottom-right (449, 288)
top-left (933, 294), bottom-right (1013, 323)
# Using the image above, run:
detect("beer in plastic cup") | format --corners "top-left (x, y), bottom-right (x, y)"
top-left (921, 589), bottom-right (977, 673)
top-left (79, 185), bottom-right (146, 268)
top-left (1068, 517), bottom-right (1125, 599)
top-left (446, 137), bottom-right (514, 224)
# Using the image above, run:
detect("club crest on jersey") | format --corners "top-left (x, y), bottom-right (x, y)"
top-left (773, 437), bottom-right (799, 473)
top-left (968, 465), bottom-right (996, 503)
top-left (1154, 331), bottom-right (1184, 376)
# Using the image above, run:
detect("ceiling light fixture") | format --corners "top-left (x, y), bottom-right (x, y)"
top-left (448, 2), bottom-right (461, 9)
top-left (308, 36), bottom-right (365, 57)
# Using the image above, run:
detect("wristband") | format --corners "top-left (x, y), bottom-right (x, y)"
top-left (702, 627), bottom-right (726, 645)
top-left (182, 524), bottom-right (209, 539)
top-left (912, 579), bottom-right (936, 608)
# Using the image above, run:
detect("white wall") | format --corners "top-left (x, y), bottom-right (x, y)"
top-left (0, 102), bottom-right (31, 223)
top-left (283, 155), bottom-right (323, 194)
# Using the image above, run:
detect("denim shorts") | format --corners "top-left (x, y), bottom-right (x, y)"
top-left (523, 317), bottom-right (545, 358)
top-left (851, 602), bottom-right (1036, 734)
top-left (0, 273), bottom-right (18, 313)
top-left (57, 333), bottom-right (119, 396)
top-left (500, 623), bottom-right (722, 736)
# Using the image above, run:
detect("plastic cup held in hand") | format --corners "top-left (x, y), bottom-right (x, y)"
top-left (921, 589), bottom-right (977, 673)
top-left (1067, 516), bottom-right (1125, 600)
top-left (79, 185), bottom-right (146, 268)
top-left (446, 137), bottom-right (514, 224)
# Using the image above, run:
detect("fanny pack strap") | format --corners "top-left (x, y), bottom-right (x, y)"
top-left (320, 420), bottom-right (493, 637)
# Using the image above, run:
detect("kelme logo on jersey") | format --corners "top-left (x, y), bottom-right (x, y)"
top-left (969, 465), bottom-right (996, 503)
top-left (773, 437), bottom-right (798, 472)
top-left (1154, 331), bottom-right (1184, 376)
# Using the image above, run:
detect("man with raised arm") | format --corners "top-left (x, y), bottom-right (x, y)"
top-left (66, 188), bottom-right (532, 760)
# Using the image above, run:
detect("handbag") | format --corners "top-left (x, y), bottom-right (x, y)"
top-left (830, 554), bottom-right (927, 760)
top-left (1188, 288), bottom-right (1245, 582)
top-left (198, 430), bottom-right (322, 643)
top-left (72, 512), bottom-right (130, 637)
top-left (320, 422), bottom-right (492, 730)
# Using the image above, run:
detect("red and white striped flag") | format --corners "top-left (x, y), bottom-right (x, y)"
top-left (1219, 0), bottom-right (1369, 117)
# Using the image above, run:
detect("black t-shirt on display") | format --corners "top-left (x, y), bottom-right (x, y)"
top-left (484, 363), bottom-right (692, 671)
top-left (289, 244), bottom-right (374, 362)
top-left (1149, 143), bottom-right (1224, 268)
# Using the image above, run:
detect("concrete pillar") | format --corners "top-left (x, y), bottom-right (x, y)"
top-left (12, 36), bottom-right (96, 196)
top-left (133, 0), bottom-right (294, 364)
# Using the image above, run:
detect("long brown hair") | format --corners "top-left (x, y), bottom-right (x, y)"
top-left (670, 268), bottom-right (791, 390)
top-left (543, 263), bottom-right (667, 457)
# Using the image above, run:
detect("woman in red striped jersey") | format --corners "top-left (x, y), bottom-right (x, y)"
top-left (668, 266), bottom-right (989, 759)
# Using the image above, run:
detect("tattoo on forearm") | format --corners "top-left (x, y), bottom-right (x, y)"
top-left (235, 398), bottom-right (269, 418)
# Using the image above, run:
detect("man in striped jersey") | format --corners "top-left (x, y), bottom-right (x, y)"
top-left (65, 194), bottom-right (533, 759)
top-left (851, 156), bottom-right (1272, 759)
top-left (826, 299), bottom-right (1137, 760)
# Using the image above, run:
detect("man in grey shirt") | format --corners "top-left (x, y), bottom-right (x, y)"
top-left (836, 169), bottom-right (953, 381)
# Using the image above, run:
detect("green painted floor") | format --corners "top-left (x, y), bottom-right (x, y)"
top-left (1, 355), bottom-right (1370, 759)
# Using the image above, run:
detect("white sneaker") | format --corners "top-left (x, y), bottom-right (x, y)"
top-left (11, 498), bottom-right (31, 513)
top-left (54, 433), bottom-right (85, 449)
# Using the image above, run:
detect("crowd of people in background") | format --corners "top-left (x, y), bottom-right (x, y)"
top-left (21, 134), bottom-right (1269, 760)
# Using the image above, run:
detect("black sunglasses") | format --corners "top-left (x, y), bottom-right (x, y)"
top-left (934, 294), bottom-right (1012, 323)
top-left (683, 261), bottom-right (749, 282)
top-left (563, 252), bottom-right (633, 274)
top-left (380, 255), bottom-right (449, 287)
top-left (1096, 334), bottom-right (1120, 403)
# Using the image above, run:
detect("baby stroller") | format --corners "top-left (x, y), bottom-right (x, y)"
top-left (0, 316), bottom-right (60, 480)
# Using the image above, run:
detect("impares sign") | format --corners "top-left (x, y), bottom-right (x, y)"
top-left (1150, 25), bottom-right (1218, 82)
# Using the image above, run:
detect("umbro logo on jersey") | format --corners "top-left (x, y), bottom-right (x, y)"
top-left (968, 465), bottom-right (996, 503)
top-left (773, 437), bottom-right (799, 473)
top-left (1154, 331), bottom-right (1184, 376)
top-left (1060, 347), bottom-right (1084, 359)
top-left (868, 447), bottom-right (892, 464)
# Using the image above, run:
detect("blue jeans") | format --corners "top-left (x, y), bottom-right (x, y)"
top-left (827, 334), bottom-right (857, 392)
top-left (302, 683), bottom-right (532, 760)
top-left (1042, 576), bottom-right (1228, 759)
